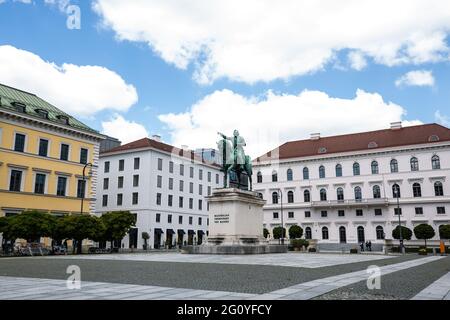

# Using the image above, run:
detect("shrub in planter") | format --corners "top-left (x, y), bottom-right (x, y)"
top-left (308, 247), bottom-right (316, 253)
top-left (418, 248), bottom-right (428, 255)
top-left (350, 248), bottom-right (358, 254)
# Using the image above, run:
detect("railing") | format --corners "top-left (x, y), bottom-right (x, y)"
top-left (311, 198), bottom-right (389, 207)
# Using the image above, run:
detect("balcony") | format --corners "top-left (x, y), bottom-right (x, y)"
top-left (311, 198), bottom-right (389, 208)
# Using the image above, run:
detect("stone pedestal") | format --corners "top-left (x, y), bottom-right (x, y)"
top-left (182, 188), bottom-right (287, 254)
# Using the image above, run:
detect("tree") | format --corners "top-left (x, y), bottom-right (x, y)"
top-left (439, 225), bottom-right (450, 240)
top-left (289, 225), bottom-right (303, 239)
top-left (6, 210), bottom-right (56, 242)
top-left (142, 232), bottom-right (150, 250)
top-left (414, 224), bottom-right (435, 248)
top-left (392, 225), bottom-right (412, 241)
top-left (65, 214), bottom-right (104, 254)
top-left (263, 228), bottom-right (269, 239)
top-left (272, 227), bottom-right (286, 240)
top-left (101, 211), bottom-right (136, 249)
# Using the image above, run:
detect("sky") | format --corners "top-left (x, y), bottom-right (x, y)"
top-left (1, 0), bottom-right (450, 158)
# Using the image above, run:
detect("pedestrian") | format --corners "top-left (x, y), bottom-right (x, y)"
top-left (360, 242), bottom-right (364, 252)
top-left (368, 240), bottom-right (372, 251)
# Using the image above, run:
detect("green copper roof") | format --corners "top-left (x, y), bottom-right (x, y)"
top-left (0, 83), bottom-right (99, 134)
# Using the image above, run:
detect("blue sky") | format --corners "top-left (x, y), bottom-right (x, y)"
top-left (0, 1), bottom-right (449, 157)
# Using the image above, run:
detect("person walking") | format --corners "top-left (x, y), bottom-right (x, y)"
top-left (360, 242), bottom-right (364, 252)
top-left (368, 240), bottom-right (372, 252)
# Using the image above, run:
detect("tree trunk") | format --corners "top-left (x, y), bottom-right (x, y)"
top-left (77, 239), bottom-right (83, 254)
top-left (425, 239), bottom-right (427, 249)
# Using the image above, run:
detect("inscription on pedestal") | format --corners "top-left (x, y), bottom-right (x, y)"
top-left (214, 214), bottom-right (230, 224)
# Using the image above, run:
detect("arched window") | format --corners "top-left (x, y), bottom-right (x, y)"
top-left (304, 190), bottom-right (311, 202)
top-left (354, 186), bottom-right (362, 201)
top-left (353, 162), bottom-right (360, 176)
top-left (339, 226), bottom-right (346, 243)
top-left (257, 171), bottom-right (262, 183)
top-left (371, 161), bottom-right (379, 174)
top-left (335, 164), bottom-right (342, 177)
top-left (432, 155), bottom-right (441, 170)
top-left (320, 188), bottom-right (327, 201)
top-left (305, 227), bottom-right (312, 240)
top-left (303, 167), bottom-right (309, 180)
top-left (272, 170), bottom-right (278, 182)
top-left (319, 165), bottom-right (325, 179)
top-left (337, 187), bottom-right (344, 201)
top-left (357, 226), bottom-right (365, 243)
top-left (412, 183), bottom-right (422, 197)
top-left (373, 185), bottom-right (381, 199)
top-left (258, 192), bottom-right (263, 199)
top-left (272, 191), bottom-right (279, 204)
top-left (376, 226), bottom-right (385, 240)
top-left (392, 184), bottom-right (401, 198)
top-left (390, 159), bottom-right (398, 173)
top-left (286, 169), bottom-right (293, 181)
top-left (435, 181), bottom-right (444, 196)
top-left (322, 227), bottom-right (329, 240)
top-left (410, 157), bottom-right (419, 171)
top-left (287, 191), bottom-right (294, 203)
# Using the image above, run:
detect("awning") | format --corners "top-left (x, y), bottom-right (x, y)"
top-left (197, 230), bottom-right (205, 235)
top-left (166, 229), bottom-right (175, 235)
top-left (188, 230), bottom-right (195, 235)
top-left (177, 229), bottom-right (186, 235)
top-left (154, 228), bottom-right (164, 234)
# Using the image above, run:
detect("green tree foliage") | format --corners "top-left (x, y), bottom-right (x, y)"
top-left (288, 225), bottom-right (303, 239)
top-left (414, 224), bottom-right (435, 248)
top-left (142, 231), bottom-right (150, 250)
top-left (101, 211), bottom-right (136, 248)
top-left (6, 210), bottom-right (55, 242)
top-left (439, 225), bottom-right (450, 240)
top-left (65, 214), bottom-right (104, 254)
top-left (263, 228), bottom-right (269, 239)
top-left (392, 225), bottom-right (412, 241)
top-left (272, 226), bottom-right (286, 240)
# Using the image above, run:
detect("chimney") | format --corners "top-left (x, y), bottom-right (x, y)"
top-left (310, 133), bottom-right (321, 140)
top-left (390, 121), bottom-right (402, 130)
top-left (152, 134), bottom-right (161, 142)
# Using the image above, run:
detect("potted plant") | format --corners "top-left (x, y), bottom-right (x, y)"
top-left (142, 232), bottom-right (150, 250)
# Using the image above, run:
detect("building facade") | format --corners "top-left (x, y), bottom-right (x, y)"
top-left (96, 136), bottom-right (222, 250)
top-left (0, 83), bottom-right (105, 243)
top-left (253, 123), bottom-right (450, 250)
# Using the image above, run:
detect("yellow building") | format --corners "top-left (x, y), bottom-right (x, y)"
top-left (0, 83), bottom-right (105, 221)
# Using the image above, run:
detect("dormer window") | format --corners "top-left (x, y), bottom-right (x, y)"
top-left (35, 109), bottom-right (49, 119)
top-left (12, 102), bottom-right (26, 113)
top-left (428, 135), bottom-right (440, 142)
top-left (318, 147), bottom-right (327, 154)
top-left (368, 141), bottom-right (378, 148)
top-left (56, 115), bottom-right (70, 125)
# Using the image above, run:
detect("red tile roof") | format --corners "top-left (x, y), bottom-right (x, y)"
top-left (255, 123), bottom-right (450, 162)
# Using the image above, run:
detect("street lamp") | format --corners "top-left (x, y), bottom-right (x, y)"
top-left (275, 188), bottom-right (284, 245)
top-left (80, 162), bottom-right (93, 215)
top-left (394, 185), bottom-right (404, 254)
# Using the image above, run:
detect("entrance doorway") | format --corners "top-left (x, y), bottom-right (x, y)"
top-left (197, 230), bottom-right (205, 245)
top-left (357, 226), bottom-right (365, 243)
top-left (129, 228), bottom-right (138, 249)
top-left (154, 229), bottom-right (163, 249)
top-left (339, 226), bottom-right (347, 243)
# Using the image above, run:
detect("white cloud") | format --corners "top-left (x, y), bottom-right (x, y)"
top-left (395, 70), bottom-right (435, 87)
top-left (101, 114), bottom-right (149, 144)
top-left (158, 89), bottom-right (422, 158)
top-left (93, 0), bottom-right (450, 84)
top-left (348, 51), bottom-right (368, 71)
top-left (435, 110), bottom-right (450, 127)
top-left (0, 45), bottom-right (138, 117)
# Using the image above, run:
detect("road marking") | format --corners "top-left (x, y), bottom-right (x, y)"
top-left (412, 271), bottom-right (450, 300)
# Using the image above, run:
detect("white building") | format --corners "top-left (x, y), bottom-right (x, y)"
top-left (96, 136), bottom-right (222, 250)
top-left (253, 122), bottom-right (450, 251)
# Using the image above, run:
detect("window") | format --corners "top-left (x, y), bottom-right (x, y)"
top-left (216, 174), bottom-right (219, 184)
top-left (189, 217), bottom-right (193, 225)
top-left (339, 226), bottom-right (347, 243)
top-left (371, 161), bottom-right (379, 174)
top-left (412, 183), bottom-right (422, 197)
top-left (390, 159), bottom-right (398, 173)
top-left (257, 172), bottom-right (262, 183)
top-left (435, 181), bottom-right (444, 196)
top-left (432, 155), bottom-right (440, 170)
top-left (134, 157), bottom-right (140, 170)
top-left (156, 193), bottom-right (161, 205)
top-left (14, 133), bottom-right (26, 152)
top-left (179, 216), bottom-right (183, 224)
top-left (338, 210), bottom-right (345, 217)
top-left (319, 165), bottom-right (325, 179)
top-left (168, 214), bottom-right (172, 224)
top-left (180, 164), bottom-right (184, 176)
top-left (394, 208), bottom-right (402, 215)
top-left (304, 190), bottom-right (310, 202)
top-left (117, 194), bottom-right (123, 206)
top-left (303, 167), bottom-right (309, 180)
top-left (9, 170), bottom-right (22, 192)
top-left (198, 199), bottom-right (203, 210)
top-left (119, 159), bottom-right (125, 171)
top-left (157, 175), bottom-right (162, 188)
top-left (375, 208), bottom-right (382, 216)
top-left (320, 189), bottom-right (327, 201)
top-left (322, 227), bottom-right (329, 240)
top-left (80, 148), bottom-right (88, 164)
top-left (179, 196), bottom-right (184, 208)
top-left (321, 210), bottom-right (328, 217)
top-left (199, 169), bottom-right (203, 180)
top-left (287, 191), bottom-right (294, 203)
top-left (133, 175), bottom-right (139, 187)
top-left (199, 184), bottom-right (203, 195)
top-left (104, 161), bottom-right (110, 173)
top-left (179, 180), bottom-right (184, 192)
top-left (60, 143), bottom-right (69, 161)
top-left (373, 185), bottom-right (381, 199)
top-left (415, 207), bottom-right (423, 215)
top-left (34, 173), bottom-right (46, 194)
top-left (118, 176), bottom-right (124, 189)
top-left (353, 163), bottom-right (360, 176)
top-left (156, 213), bottom-right (161, 223)
top-left (392, 184), bottom-right (401, 198)
top-left (199, 217), bottom-right (202, 225)
top-left (337, 188), bottom-right (344, 201)
top-left (132, 193), bottom-right (138, 205)
top-left (36, 109), bottom-right (48, 119)
top-left (167, 161), bottom-right (173, 174)
top-left (158, 158), bottom-right (163, 171)
top-left (38, 139), bottom-right (49, 157)
top-left (103, 178), bottom-right (109, 190)
top-left (272, 192), bottom-right (279, 204)
top-left (335, 164), bottom-right (342, 177)
top-left (189, 182), bottom-right (194, 193)
top-left (287, 169), bottom-right (293, 181)
top-left (102, 195), bottom-right (108, 207)
top-left (56, 177), bottom-right (67, 196)
top-left (305, 211), bottom-right (311, 218)
top-left (437, 207), bottom-right (446, 214)
top-left (357, 226), bottom-right (365, 242)
top-left (189, 198), bottom-right (193, 209)
top-left (410, 157), bottom-right (419, 171)
top-left (168, 195), bottom-right (173, 207)
top-left (208, 171), bottom-right (211, 182)
top-left (354, 187), bottom-right (362, 201)
top-left (288, 212), bottom-right (294, 219)
top-left (208, 186), bottom-right (211, 196)
top-left (376, 226), bottom-right (384, 240)
top-left (272, 170), bottom-right (278, 182)
top-left (305, 227), bottom-right (312, 239)
top-left (169, 178), bottom-right (173, 190)
top-left (76, 180), bottom-right (85, 198)
top-left (356, 209), bottom-right (363, 216)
